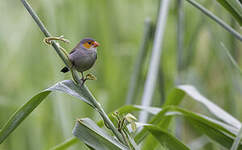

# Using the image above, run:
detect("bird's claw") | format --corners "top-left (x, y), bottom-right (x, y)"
top-left (80, 73), bottom-right (97, 87)
top-left (86, 73), bottom-right (97, 81)
top-left (44, 35), bottom-right (70, 45)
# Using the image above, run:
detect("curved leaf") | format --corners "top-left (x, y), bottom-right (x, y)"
top-left (0, 80), bottom-right (95, 144)
top-left (135, 106), bottom-right (241, 149)
top-left (217, 0), bottom-right (242, 26)
top-left (50, 137), bottom-right (79, 150)
top-left (94, 103), bottom-right (239, 149)
top-left (216, 0), bottom-right (242, 25)
top-left (144, 125), bottom-right (190, 150)
top-left (47, 80), bottom-right (95, 107)
top-left (0, 91), bottom-right (51, 143)
top-left (177, 85), bottom-right (241, 129)
top-left (72, 118), bottom-right (127, 150)
top-left (163, 85), bottom-right (241, 129)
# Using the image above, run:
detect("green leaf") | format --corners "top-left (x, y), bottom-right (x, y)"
top-left (50, 137), bottom-right (79, 150)
top-left (189, 119), bottom-right (239, 150)
top-left (135, 88), bottom-right (186, 147)
top-left (107, 104), bottom-right (238, 149)
top-left (163, 85), bottom-right (240, 129)
top-left (0, 91), bottom-right (51, 144)
top-left (135, 85), bottom-right (241, 149)
top-left (144, 125), bottom-right (190, 150)
top-left (177, 85), bottom-right (241, 129)
top-left (136, 106), bottom-right (242, 149)
top-left (216, 0), bottom-right (242, 25)
top-left (0, 80), bottom-right (96, 144)
top-left (164, 88), bottom-right (185, 106)
top-left (72, 118), bottom-right (128, 150)
top-left (47, 80), bottom-right (95, 107)
top-left (221, 43), bottom-right (242, 76)
top-left (231, 127), bottom-right (242, 150)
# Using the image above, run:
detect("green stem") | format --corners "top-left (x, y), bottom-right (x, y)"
top-left (221, 43), bottom-right (242, 76)
top-left (20, 0), bottom-right (124, 145)
top-left (139, 0), bottom-right (170, 123)
top-left (185, 0), bottom-right (242, 41)
top-left (120, 130), bottom-right (133, 150)
top-left (176, 0), bottom-right (184, 78)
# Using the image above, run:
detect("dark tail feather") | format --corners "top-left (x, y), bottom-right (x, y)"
top-left (61, 67), bottom-right (69, 73)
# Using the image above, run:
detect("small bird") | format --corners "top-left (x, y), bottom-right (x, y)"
top-left (61, 38), bottom-right (99, 81)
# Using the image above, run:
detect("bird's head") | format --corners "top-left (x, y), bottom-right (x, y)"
top-left (79, 38), bottom-right (100, 51)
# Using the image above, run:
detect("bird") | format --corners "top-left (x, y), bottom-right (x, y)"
top-left (61, 38), bottom-right (99, 82)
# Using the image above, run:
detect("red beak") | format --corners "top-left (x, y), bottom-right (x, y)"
top-left (93, 41), bottom-right (100, 47)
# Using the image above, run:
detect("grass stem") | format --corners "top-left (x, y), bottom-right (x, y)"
top-left (139, 0), bottom-right (170, 123)
top-left (126, 18), bottom-right (152, 105)
top-left (185, 0), bottom-right (242, 41)
top-left (20, 0), bottom-right (124, 145)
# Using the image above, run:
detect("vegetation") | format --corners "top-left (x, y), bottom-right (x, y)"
top-left (0, 0), bottom-right (241, 149)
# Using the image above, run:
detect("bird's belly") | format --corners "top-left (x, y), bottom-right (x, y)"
top-left (71, 52), bottom-right (97, 72)
top-left (75, 58), bottom-right (95, 72)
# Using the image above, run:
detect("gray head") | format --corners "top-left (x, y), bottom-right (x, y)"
top-left (79, 38), bottom-right (100, 51)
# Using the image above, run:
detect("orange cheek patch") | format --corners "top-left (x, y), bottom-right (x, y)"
top-left (82, 43), bottom-right (91, 49)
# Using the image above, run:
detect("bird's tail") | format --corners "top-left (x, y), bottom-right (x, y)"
top-left (61, 67), bottom-right (69, 73)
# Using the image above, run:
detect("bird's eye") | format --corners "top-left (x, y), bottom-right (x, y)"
top-left (88, 41), bottom-right (92, 45)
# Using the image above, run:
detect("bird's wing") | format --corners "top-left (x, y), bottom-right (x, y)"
top-left (69, 49), bottom-right (76, 54)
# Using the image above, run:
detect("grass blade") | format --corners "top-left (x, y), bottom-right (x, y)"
top-left (72, 118), bottom-right (127, 150)
top-left (221, 43), bottom-right (242, 76)
top-left (50, 137), bottom-right (79, 150)
top-left (185, 0), bottom-right (242, 41)
top-left (144, 125), bottom-right (190, 150)
top-left (0, 80), bottom-right (110, 144)
top-left (0, 91), bottom-right (51, 144)
top-left (135, 84), bottom-right (241, 145)
top-left (136, 106), bottom-right (241, 149)
top-left (177, 85), bottom-right (241, 129)
top-left (231, 127), bottom-right (242, 150)
top-left (215, 0), bottom-right (242, 25)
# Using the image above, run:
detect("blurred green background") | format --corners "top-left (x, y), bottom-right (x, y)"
top-left (0, 0), bottom-right (241, 149)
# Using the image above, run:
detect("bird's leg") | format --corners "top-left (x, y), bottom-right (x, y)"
top-left (80, 72), bottom-right (87, 87)
top-left (81, 72), bottom-right (85, 81)
top-left (80, 73), bottom-right (97, 86)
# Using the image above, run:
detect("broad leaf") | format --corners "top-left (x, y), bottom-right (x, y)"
top-left (72, 118), bottom-right (127, 150)
top-left (0, 80), bottom-right (96, 144)
top-left (136, 106), bottom-right (242, 149)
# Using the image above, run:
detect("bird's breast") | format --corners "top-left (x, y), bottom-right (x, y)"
top-left (69, 49), bottom-right (97, 72)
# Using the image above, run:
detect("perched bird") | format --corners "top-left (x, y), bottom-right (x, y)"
top-left (61, 38), bottom-right (99, 80)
